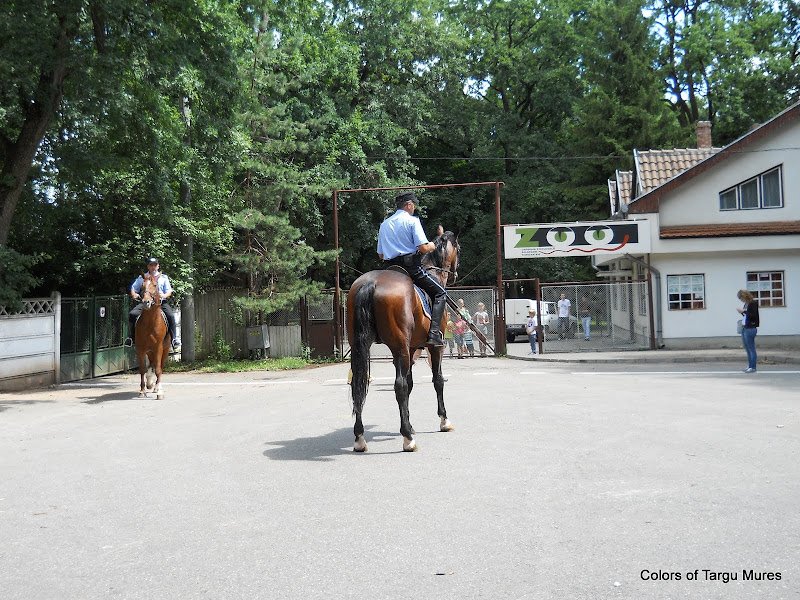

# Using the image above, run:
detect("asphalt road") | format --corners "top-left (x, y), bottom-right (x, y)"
top-left (1, 358), bottom-right (798, 600)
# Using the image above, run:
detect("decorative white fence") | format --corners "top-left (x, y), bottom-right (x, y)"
top-left (0, 293), bottom-right (61, 392)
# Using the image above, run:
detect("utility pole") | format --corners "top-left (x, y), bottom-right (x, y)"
top-left (179, 95), bottom-right (195, 361)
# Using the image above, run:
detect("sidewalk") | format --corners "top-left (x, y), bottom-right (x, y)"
top-left (504, 343), bottom-right (800, 365)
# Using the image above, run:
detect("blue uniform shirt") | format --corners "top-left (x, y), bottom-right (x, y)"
top-left (377, 210), bottom-right (429, 259)
top-left (131, 272), bottom-right (173, 297)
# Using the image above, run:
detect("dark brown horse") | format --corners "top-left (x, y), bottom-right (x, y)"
top-left (135, 274), bottom-right (171, 399)
top-left (346, 231), bottom-right (459, 452)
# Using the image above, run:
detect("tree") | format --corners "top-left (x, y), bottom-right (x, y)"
top-left (565, 0), bottom-right (683, 219)
top-left (650, 0), bottom-right (797, 143)
top-left (3, 0), bottom-right (244, 298)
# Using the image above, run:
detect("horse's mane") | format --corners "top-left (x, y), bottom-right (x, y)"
top-left (424, 230), bottom-right (459, 269)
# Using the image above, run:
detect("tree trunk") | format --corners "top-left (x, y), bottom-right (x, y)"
top-left (0, 24), bottom-right (69, 246)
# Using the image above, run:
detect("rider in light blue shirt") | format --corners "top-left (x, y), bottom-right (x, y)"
top-left (124, 257), bottom-right (179, 350)
top-left (378, 192), bottom-right (447, 346)
top-left (377, 208), bottom-right (429, 259)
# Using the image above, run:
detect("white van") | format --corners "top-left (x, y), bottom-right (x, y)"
top-left (504, 299), bottom-right (535, 342)
top-left (505, 298), bottom-right (578, 342)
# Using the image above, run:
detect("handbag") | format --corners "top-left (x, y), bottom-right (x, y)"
top-left (736, 319), bottom-right (743, 334)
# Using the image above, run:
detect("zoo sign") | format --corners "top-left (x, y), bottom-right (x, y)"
top-left (503, 220), bottom-right (651, 259)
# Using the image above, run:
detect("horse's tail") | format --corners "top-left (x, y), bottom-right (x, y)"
top-left (351, 279), bottom-right (376, 415)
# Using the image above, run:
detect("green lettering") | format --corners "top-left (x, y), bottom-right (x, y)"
top-left (514, 227), bottom-right (539, 248)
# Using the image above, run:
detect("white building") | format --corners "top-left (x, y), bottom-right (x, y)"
top-left (599, 102), bottom-right (800, 348)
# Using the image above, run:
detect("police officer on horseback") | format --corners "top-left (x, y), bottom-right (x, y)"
top-left (123, 257), bottom-right (180, 350)
top-left (378, 191), bottom-right (447, 347)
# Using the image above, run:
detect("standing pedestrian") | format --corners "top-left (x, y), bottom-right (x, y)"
top-left (473, 302), bottom-right (490, 357)
top-left (526, 308), bottom-right (538, 354)
top-left (557, 293), bottom-right (571, 340)
top-left (737, 289), bottom-right (760, 373)
top-left (580, 295), bottom-right (591, 341)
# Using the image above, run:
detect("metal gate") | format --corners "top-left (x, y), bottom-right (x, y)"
top-left (61, 295), bottom-right (133, 382)
top-left (538, 280), bottom-right (652, 352)
top-left (302, 293), bottom-right (336, 359)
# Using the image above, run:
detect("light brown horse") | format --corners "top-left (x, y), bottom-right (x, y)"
top-left (346, 231), bottom-right (459, 452)
top-left (135, 274), bottom-right (171, 399)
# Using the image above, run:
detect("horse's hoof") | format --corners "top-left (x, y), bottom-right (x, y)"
top-left (353, 436), bottom-right (368, 452)
top-left (138, 392), bottom-right (145, 398)
top-left (403, 437), bottom-right (418, 452)
top-left (440, 418), bottom-right (454, 432)
top-left (156, 393), bottom-right (164, 400)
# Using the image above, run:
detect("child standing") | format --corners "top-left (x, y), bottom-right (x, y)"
top-left (453, 317), bottom-right (467, 359)
top-left (444, 311), bottom-right (455, 358)
top-left (463, 327), bottom-right (475, 357)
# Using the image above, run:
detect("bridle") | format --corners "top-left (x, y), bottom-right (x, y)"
top-left (425, 264), bottom-right (458, 286)
top-left (423, 238), bottom-right (459, 286)
top-left (141, 274), bottom-right (162, 309)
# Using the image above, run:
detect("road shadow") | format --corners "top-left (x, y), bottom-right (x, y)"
top-left (0, 398), bottom-right (55, 413)
top-left (80, 391), bottom-right (157, 405)
top-left (262, 426), bottom-right (403, 461)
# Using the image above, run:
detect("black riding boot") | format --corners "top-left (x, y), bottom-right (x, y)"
top-left (125, 317), bottom-right (137, 346)
top-left (426, 294), bottom-right (447, 346)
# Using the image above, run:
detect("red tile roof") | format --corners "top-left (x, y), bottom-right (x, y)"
top-left (660, 221), bottom-right (800, 238)
top-left (634, 148), bottom-right (721, 194)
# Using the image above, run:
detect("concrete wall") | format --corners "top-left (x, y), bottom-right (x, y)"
top-left (0, 294), bottom-right (61, 392)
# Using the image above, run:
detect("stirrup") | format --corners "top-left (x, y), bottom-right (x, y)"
top-left (426, 331), bottom-right (445, 347)
top-left (123, 337), bottom-right (134, 347)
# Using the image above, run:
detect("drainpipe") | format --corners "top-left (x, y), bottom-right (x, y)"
top-left (622, 254), bottom-right (664, 348)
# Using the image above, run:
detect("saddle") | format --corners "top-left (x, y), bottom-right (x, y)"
top-left (385, 264), bottom-right (432, 320)
top-left (134, 308), bottom-right (170, 341)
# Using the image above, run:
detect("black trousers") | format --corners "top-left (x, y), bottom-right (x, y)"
top-left (129, 302), bottom-right (176, 342)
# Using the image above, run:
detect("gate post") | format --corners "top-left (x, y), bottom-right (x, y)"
top-left (53, 291), bottom-right (61, 384)
top-left (494, 182), bottom-right (506, 356)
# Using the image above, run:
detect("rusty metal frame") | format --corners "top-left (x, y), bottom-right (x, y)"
top-left (332, 182), bottom-right (504, 356)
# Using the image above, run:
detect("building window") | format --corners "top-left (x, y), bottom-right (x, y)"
top-left (667, 274), bottom-right (705, 310)
top-left (719, 166), bottom-right (783, 211)
top-left (746, 271), bottom-right (785, 307)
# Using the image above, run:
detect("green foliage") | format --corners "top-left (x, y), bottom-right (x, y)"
top-left (210, 327), bottom-right (233, 361)
top-left (164, 356), bottom-right (312, 373)
top-left (0, 247), bottom-right (44, 310)
top-left (1, 0), bottom-right (796, 297)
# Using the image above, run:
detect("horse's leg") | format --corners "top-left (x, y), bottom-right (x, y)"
top-left (393, 349), bottom-right (416, 452)
top-left (138, 353), bottom-right (147, 398)
top-left (407, 349), bottom-right (425, 435)
top-left (155, 345), bottom-right (166, 399)
top-left (351, 349), bottom-right (371, 453)
top-left (430, 345), bottom-right (453, 431)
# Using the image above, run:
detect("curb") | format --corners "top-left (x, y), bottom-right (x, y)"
top-left (504, 353), bottom-right (799, 365)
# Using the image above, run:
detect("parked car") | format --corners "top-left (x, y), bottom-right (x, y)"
top-left (504, 299), bottom-right (579, 342)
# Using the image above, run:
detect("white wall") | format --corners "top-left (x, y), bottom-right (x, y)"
top-left (653, 251), bottom-right (799, 339)
top-left (0, 294), bottom-right (61, 391)
top-left (660, 124), bottom-right (800, 226)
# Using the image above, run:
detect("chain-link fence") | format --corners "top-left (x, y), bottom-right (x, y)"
top-left (535, 281), bottom-right (651, 353)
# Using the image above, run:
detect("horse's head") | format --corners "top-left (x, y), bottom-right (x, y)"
top-left (140, 274), bottom-right (161, 309)
top-left (424, 230), bottom-right (460, 286)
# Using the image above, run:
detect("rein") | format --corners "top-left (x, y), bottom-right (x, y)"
top-left (425, 264), bottom-right (458, 285)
